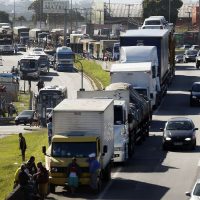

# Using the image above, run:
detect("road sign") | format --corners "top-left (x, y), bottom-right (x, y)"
top-left (43, 0), bottom-right (69, 14)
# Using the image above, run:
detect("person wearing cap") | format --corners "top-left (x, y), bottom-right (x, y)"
top-left (88, 153), bottom-right (100, 191)
top-left (19, 133), bottom-right (27, 161)
top-left (67, 157), bottom-right (81, 194)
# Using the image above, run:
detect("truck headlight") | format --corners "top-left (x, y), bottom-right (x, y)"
top-left (185, 138), bottom-right (191, 141)
top-left (192, 96), bottom-right (197, 99)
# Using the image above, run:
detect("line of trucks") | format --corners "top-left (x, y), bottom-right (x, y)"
top-left (42, 28), bottom-right (175, 192)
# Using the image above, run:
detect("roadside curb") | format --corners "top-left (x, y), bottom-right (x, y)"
top-left (24, 127), bottom-right (42, 131)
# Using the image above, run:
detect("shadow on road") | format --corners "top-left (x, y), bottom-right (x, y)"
top-left (150, 120), bottom-right (167, 132)
top-left (175, 65), bottom-right (196, 71)
top-left (169, 74), bottom-right (200, 92)
top-left (101, 178), bottom-right (169, 200)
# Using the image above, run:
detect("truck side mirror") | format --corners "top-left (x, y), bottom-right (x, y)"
top-left (103, 145), bottom-right (107, 154)
top-left (42, 146), bottom-right (46, 154)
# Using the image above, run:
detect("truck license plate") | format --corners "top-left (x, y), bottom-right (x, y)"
top-left (174, 142), bottom-right (182, 146)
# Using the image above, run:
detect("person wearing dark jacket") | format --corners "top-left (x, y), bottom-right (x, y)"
top-left (36, 79), bottom-right (44, 92)
top-left (19, 133), bottom-right (27, 162)
top-left (33, 162), bottom-right (49, 200)
top-left (26, 156), bottom-right (37, 176)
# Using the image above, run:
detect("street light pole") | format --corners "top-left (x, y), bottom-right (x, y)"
top-left (76, 60), bottom-right (84, 91)
top-left (199, 0), bottom-right (200, 45)
top-left (169, 0), bottom-right (171, 23)
top-left (13, 0), bottom-right (15, 27)
top-left (64, 8), bottom-right (67, 46)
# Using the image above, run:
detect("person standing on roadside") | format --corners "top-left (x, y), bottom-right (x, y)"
top-left (26, 156), bottom-right (37, 176)
top-left (37, 79), bottom-right (45, 92)
top-left (88, 153), bottom-right (100, 192)
top-left (19, 133), bottom-right (27, 162)
top-left (33, 162), bottom-right (49, 200)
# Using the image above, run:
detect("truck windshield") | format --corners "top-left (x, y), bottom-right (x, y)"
top-left (52, 142), bottom-right (96, 158)
top-left (58, 53), bottom-right (74, 59)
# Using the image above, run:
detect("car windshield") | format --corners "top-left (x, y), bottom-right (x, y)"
top-left (52, 142), bottom-right (96, 158)
top-left (145, 20), bottom-right (161, 25)
top-left (20, 110), bottom-right (34, 116)
top-left (187, 50), bottom-right (197, 55)
top-left (192, 84), bottom-right (200, 92)
top-left (193, 183), bottom-right (200, 196)
top-left (166, 121), bottom-right (193, 130)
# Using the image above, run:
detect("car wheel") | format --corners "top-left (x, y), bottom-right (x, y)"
top-left (24, 122), bottom-right (27, 125)
top-left (162, 143), bottom-right (168, 151)
top-left (196, 65), bottom-right (199, 69)
top-left (15, 122), bottom-right (19, 125)
top-left (190, 100), bottom-right (195, 107)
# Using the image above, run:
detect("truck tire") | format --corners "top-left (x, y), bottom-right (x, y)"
top-left (49, 184), bottom-right (56, 193)
top-left (103, 163), bottom-right (111, 182)
top-left (128, 141), bottom-right (135, 158)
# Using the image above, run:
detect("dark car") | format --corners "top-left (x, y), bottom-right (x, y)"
top-left (161, 117), bottom-right (198, 150)
top-left (15, 110), bottom-right (35, 125)
top-left (17, 44), bottom-right (26, 52)
top-left (175, 54), bottom-right (183, 63)
top-left (190, 82), bottom-right (200, 106)
top-left (183, 50), bottom-right (198, 63)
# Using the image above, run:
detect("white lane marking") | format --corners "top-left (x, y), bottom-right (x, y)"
top-left (97, 167), bottom-right (122, 199)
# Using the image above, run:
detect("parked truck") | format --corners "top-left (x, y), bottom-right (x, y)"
top-left (106, 82), bottom-right (151, 143)
top-left (111, 46), bottom-right (160, 109)
top-left (42, 98), bottom-right (114, 192)
top-left (77, 90), bottom-right (132, 162)
top-left (120, 29), bottom-right (175, 99)
top-left (13, 26), bottom-right (30, 43)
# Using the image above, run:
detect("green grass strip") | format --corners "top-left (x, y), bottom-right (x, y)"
top-left (0, 130), bottom-right (48, 199)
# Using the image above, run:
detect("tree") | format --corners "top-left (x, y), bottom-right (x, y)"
top-left (28, 0), bottom-right (47, 24)
top-left (17, 16), bottom-right (26, 26)
top-left (0, 11), bottom-right (11, 23)
top-left (142, 0), bottom-right (183, 24)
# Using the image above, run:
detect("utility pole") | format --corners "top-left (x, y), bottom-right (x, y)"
top-left (199, 0), bottom-right (200, 45)
top-left (169, 0), bottom-right (171, 23)
top-left (64, 8), bottom-right (67, 46)
top-left (109, 0), bottom-right (111, 18)
top-left (70, 0), bottom-right (73, 33)
top-left (40, 0), bottom-right (42, 28)
top-left (127, 4), bottom-right (131, 30)
top-left (13, 0), bottom-right (15, 27)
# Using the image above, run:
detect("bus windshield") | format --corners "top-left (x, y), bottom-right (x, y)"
top-left (38, 90), bottom-right (64, 108)
top-left (0, 39), bottom-right (12, 45)
top-left (20, 60), bottom-right (37, 70)
top-left (52, 142), bottom-right (97, 158)
top-left (57, 53), bottom-right (74, 59)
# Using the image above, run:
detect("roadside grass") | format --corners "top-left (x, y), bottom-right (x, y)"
top-left (75, 58), bottom-right (110, 89)
top-left (0, 130), bottom-right (48, 200)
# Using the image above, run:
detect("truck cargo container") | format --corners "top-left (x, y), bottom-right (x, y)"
top-left (43, 99), bottom-right (114, 192)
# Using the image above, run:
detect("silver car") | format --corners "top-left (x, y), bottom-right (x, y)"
top-left (160, 117), bottom-right (198, 150)
top-left (186, 179), bottom-right (200, 199)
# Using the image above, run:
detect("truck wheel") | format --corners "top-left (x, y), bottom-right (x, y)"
top-left (128, 141), bottom-right (135, 158)
top-left (103, 163), bottom-right (111, 182)
top-left (49, 184), bottom-right (56, 193)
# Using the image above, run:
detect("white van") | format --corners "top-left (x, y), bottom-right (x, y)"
top-left (143, 16), bottom-right (168, 28)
